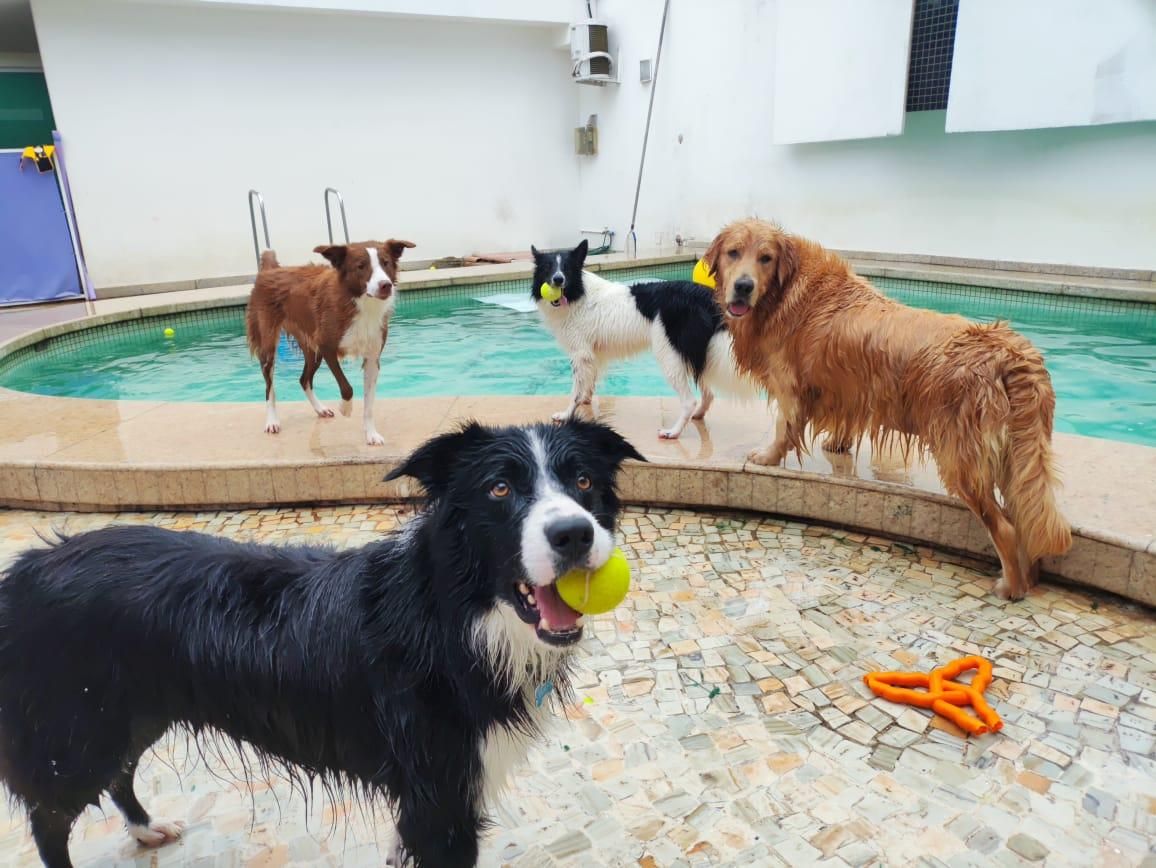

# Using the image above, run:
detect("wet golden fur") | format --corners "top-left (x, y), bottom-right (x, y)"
top-left (706, 219), bottom-right (1071, 600)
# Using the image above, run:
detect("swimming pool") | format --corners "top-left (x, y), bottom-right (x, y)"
top-left (1, 265), bottom-right (1154, 446)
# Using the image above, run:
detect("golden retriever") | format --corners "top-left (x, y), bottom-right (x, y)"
top-left (705, 219), bottom-right (1071, 600)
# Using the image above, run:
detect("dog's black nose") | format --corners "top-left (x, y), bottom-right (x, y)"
top-left (545, 516), bottom-right (594, 562)
top-left (551, 275), bottom-right (566, 288)
top-left (734, 276), bottom-right (755, 296)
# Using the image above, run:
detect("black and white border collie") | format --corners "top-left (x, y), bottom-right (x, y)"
top-left (0, 420), bottom-right (644, 868)
top-left (531, 240), bottom-right (758, 439)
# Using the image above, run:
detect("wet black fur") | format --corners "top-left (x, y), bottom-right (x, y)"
top-left (0, 420), bottom-right (642, 868)
top-left (629, 281), bottom-right (726, 380)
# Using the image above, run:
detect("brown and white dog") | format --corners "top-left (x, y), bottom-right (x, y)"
top-left (245, 239), bottom-right (415, 445)
top-left (705, 219), bottom-right (1071, 600)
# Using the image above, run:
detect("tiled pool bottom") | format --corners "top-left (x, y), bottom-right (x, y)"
top-left (0, 506), bottom-right (1154, 868)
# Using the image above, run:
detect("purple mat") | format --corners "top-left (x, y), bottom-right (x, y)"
top-left (0, 149), bottom-right (83, 307)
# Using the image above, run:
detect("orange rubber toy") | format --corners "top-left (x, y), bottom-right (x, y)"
top-left (863, 655), bottom-right (1003, 736)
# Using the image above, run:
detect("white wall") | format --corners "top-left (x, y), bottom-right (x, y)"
top-left (31, 0), bottom-right (1156, 286)
top-left (32, 0), bottom-right (582, 287)
top-left (178, 0), bottom-right (574, 25)
top-left (771, 0), bottom-right (913, 145)
top-left (948, 0), bottom-right (1156, 133)
top-left (578, 0), bottom-right (1156, 269)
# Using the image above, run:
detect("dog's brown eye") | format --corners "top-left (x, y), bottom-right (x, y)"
top-left (576, 474), bottom-right (592, 491)
top-left (490, 481), bottom-right (511, 498)
top-left (759, 254), bottom-right (772, 264)
top-left (727, 249), bottom-right (739, 260)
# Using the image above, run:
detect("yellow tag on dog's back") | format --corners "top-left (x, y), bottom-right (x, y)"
top-left (692, 258), bottom-right (715, 289)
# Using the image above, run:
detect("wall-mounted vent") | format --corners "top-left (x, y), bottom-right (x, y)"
top-left (571, 20), bottom-right (618, 85)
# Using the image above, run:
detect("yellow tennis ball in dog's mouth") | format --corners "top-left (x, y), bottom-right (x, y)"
top-left (539, 282), bottom-right (563, 303)
top-left (556, 548), bottom-right (631, 615)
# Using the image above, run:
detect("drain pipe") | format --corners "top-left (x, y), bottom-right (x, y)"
top-left (626, 0), bottom-right (671, 258)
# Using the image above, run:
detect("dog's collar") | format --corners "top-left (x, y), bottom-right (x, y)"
top-left (534, 681), bottom-right (554, 706)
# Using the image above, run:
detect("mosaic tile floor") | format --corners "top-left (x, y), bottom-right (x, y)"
top-left (0, 506), bottom-right (1153, 868)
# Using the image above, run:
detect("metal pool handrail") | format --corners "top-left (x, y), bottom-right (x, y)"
top-left (247, 190), bottom-right (271, 270)
top-left (324, 187), bottom-right (350, 245)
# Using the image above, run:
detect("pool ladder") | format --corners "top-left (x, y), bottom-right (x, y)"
top-left (247, 189), bottom-right (271, 270)
top-left (324, 187), bottom-right (350, 245)
top-left (247, 186), bottom-right (354, 270)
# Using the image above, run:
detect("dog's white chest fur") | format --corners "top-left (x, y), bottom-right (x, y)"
top-left (479, 708), bottom-right (545, 807)
top-left (471, 604), bottom-right (561, 807)
top-left (339, 296), bottom-right (393, 359)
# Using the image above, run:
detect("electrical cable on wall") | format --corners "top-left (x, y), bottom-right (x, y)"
top-left (626, 0), bottom-right (671, 258)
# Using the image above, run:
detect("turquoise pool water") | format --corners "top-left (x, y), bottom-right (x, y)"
top-left (1, 269), bottom-right (1154, 446)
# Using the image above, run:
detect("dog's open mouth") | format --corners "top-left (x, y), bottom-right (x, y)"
top-left (727, 300), bottom-right (751, 318)
top-left (513, 581), bottom-right (583, 646)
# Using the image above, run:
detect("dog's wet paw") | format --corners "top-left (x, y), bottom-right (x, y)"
top-left (658, 428), bottom-right (680, 440)
top-left (264, 423), bottom-right (281, 434)
top-left (993, 576), bottom-right (1024, 602)
top-left (339, 400), bottom-right (354, 418)
top-left (747, 448), bottom-right (781, 466)
top-left (129, 819), bottom-right (185, 847)
top-left (316, 406), bottom-right (335, 418)
top-left (551, 410), bottom-right (572, 423)
top-left (366, 431), bottom-right (386, 447)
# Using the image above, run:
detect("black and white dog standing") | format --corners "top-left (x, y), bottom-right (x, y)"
top-left (531, 240), bottom-right (758, 439)
top-left (0, 420), bottom-right (643, 868)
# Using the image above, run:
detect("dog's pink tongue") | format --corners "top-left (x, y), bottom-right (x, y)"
top-left (728, 301), bottom-right (751, 317)
top-left (535, 583), bottom-right (580, 630)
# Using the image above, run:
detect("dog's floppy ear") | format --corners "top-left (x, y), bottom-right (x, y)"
top-left (704, 229), bottom-right (727, 282)
top-left (773, 233), bottom-right (799, 292)
top-left (313, 244), bottom-right (348, 268)
top-left (572, 238), bottom-right (589, 263)
top-left (384, 421), bottom-right (491, 495)
top-left (386, 239), bottom-right (416, 261)
top-left (566, 419), bottom-right (646, 468)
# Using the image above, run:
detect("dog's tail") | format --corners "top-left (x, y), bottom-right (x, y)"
top-left (1000, 352), bottom-right (1072, 564)
top-left (246, 250), bottom-right (281, 357)
top-left (245, 303), bottom-right (261, 358)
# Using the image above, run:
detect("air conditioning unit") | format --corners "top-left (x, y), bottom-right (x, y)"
top-left (570, 19), bottom-right (617, 85)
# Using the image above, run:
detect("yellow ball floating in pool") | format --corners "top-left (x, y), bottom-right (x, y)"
top-left (163, 327), bottom-right (175, 338)
top-left (539, 282), bottom-right (563, 303)
top-left (556, 547), bottom-right (631, 615)
top-left (692, 258), bottom-right (715, 289)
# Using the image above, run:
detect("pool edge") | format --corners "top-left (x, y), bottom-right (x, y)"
top-left (0, 394), bottom-right (1152, 610)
